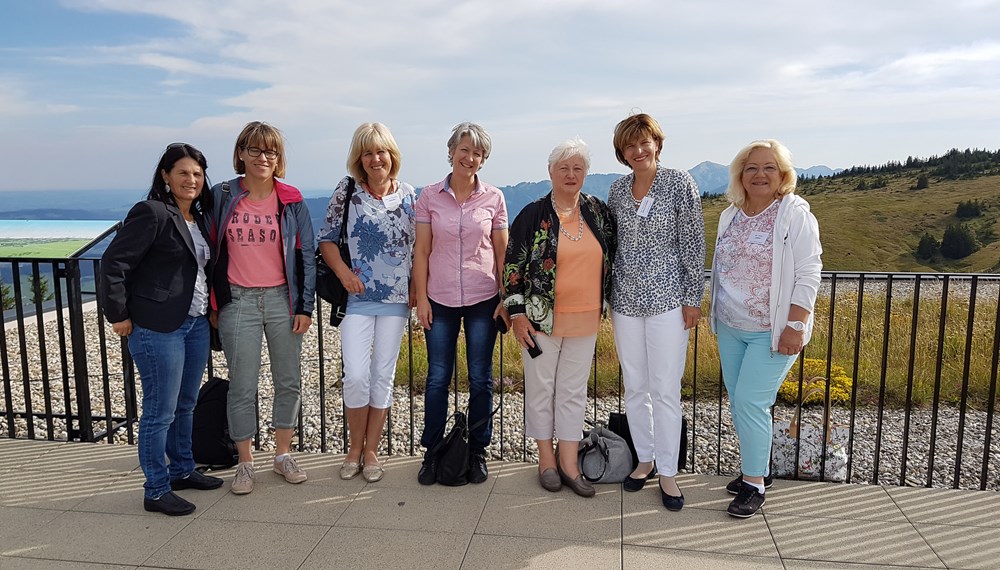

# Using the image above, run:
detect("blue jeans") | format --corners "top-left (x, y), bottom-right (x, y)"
top-left (716, 321), bottom-right (798, 477)
top-left (128, 315), bottom-right (210, 499)
top-left (420, 295), bottom-right (498, 452)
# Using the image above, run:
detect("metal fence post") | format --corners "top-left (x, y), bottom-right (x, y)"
top-left (64, 259), bottom-right (94, 442)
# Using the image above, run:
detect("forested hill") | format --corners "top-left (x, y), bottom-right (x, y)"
top-left (702, 148), bottom-right (1000, 273)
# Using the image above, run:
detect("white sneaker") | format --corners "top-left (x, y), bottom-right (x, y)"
top-left (231, 462), bottom-right (255, 495)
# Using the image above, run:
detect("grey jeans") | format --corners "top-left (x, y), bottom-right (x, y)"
top-left (218, 284), bottom-right (303, 442)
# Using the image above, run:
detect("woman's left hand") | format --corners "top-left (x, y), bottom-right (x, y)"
top-left (681, 306), bottom-right (701, 330)
top-left (493, 303), bottom-right (510, 333)
top-left (777, 326), bottom-right (804, 355)
top-left (292, 314), bottom-right (312, 334)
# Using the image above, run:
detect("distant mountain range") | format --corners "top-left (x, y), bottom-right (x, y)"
top-left (0, 163), bottom-right (842, 228)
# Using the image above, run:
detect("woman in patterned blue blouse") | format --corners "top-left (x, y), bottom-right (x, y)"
top-left (318, 123), bottom-right (416, 484)
top-left (608, 114), bottom-right (705, 511)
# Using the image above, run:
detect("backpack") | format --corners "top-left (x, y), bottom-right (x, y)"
top-left (192, 376), bottom-right (238, 469)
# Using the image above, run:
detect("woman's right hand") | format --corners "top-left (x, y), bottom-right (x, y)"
top-left (111, 319), bottom-right (132, 337)
top-left (511, 314), bottom-right (535, 350)
top-left (416, 297), bottom-right (432, 330)
top-left (335, 267), bottom-right (365, 296)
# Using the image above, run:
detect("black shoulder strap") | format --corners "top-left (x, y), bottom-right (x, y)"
top-left (339, 177), bottom-right (356, 242)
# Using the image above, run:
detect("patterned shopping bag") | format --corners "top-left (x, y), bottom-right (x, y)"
top-left (770, 380), bottom-right (849, 482)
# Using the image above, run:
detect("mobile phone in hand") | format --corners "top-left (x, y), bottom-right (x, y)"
top-left (527, 334), bottom-right (543, 359)
top-left (494, 316), bottom-right (508, 334)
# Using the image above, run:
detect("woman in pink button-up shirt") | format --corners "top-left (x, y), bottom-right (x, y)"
top-left (412, 122), bottom-right (509, 486)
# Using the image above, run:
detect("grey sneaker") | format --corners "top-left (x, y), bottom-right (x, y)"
top-left (231, 462), bottom-right (255, 495)
top-left (273, 454), bottom-right (308, 484)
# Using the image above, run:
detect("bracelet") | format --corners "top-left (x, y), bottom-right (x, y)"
top-left (510, 313), bottom-right (527, 320)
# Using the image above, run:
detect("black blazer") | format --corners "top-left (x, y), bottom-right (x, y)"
top-left (101, 199), bottom-right (212, 333)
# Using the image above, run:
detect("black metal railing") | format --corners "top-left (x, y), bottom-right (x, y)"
top-left (2, 258), bottom-right (999, 491)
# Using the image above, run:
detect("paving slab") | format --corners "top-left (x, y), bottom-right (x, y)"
top-left (762, 479), bottom-right (906, 522)
top-left (1, 510), bottom-right (189, 565)
top-left (144, 518), bottom-right (328, 570)
top-left (766, 512), bottom-right (946, 568)
top-left (0, 558), bottom-right (137, 570)
top-left (887, 485), bottom-right (1000, 528)
top-left (0, 505), bottom-right (62, 551)
top-left (782, 561), bottom-right (944, 569)
top-left (23, 440), bottom-right (141, 475)
top-left (198, 476), bottom-right (356, 526)
top-left (915, 523), bottom-right (1000, 570)
top-left (335, 484), bottom-right (490, 535)
top-left (301, 526), bottom-right (470, 570)
top-left (464, 534), bottom-right (621, 569)
top-left (0, 439), bottom-right (66, 472)
top-left (476, 490), bottom-right (621, 544)
top-left (624, 545), bottom-right (784, 569)
top-left (0, 467), bottom-right (117, 509)
top-left (70, 471), bottom-right (226, 518)
top-left (623, 501), bottom-right (779, 558)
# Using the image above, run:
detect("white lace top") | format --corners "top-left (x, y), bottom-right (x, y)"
top-left (714, 199), bottom-right (779, 331)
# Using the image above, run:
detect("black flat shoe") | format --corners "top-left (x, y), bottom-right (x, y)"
top-left (659, 480), bottom-right (684, 511)
top-left (417, 453), bottom-right (438, 486)
top-left (143, 491), bottom-right (196, 516)
top-left (623, 465), bottom-right (658, 492)
top-left (171, 470), bottom-right (224, 491)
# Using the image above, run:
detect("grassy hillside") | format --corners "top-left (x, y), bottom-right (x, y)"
top-left (702, 171), bottom-right (1000, 273)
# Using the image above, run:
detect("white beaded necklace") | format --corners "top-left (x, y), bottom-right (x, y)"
top-left (551, 196), bottom-right (583, 242)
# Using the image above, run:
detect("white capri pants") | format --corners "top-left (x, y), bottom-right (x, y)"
top-left (522, 332), bottom-right (598, 442)
top-left (611, 307), bottom-right (688, 477)
top-left (340, 313), bottom-right (407, 409)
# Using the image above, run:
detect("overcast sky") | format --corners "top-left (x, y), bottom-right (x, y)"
top-left (2, 0), bottom-right (998, 193)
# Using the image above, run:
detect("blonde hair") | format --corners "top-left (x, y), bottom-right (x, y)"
top-left (725, 139), bottom-right (797, 207)
top-left (346, 123), bottom-right (402, 183)
top-left (612, 113), bottom-right (664, 168)
top-left (233, 121), bottom-right (287, 178)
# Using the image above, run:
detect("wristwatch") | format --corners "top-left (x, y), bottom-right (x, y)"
top-left (786, 320), bottom-right (806, 332)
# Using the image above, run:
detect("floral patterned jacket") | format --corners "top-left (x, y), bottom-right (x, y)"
top-left (502, 192), bottom-right (617, 335)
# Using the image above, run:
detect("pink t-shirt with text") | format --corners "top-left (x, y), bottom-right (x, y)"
top-left (226, 190), bottom-right (286, 288)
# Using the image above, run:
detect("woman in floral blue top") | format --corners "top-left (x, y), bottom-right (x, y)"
top-left (318, 123), bottom-right (416, 484)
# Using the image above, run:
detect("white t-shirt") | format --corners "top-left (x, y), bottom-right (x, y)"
top-left (186, 220), bottom-right (210, 317)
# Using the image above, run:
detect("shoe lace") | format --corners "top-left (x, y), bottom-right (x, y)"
top-left (281, 455), bottom-right (303, 475)
top-left (235, 463), bottom-right (254, 485)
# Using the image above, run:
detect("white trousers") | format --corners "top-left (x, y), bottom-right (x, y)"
top-left (611, 307), bottom-right (688, 476)
top-left (340, 313), bottom-right (407, 409)
top-left (522, 332), bottom-right (598, 442)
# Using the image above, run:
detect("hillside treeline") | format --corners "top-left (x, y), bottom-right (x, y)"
top-left (803, 148), bottom-right (1000, 183)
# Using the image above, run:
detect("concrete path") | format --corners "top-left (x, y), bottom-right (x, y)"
top-left (1, 438), bottom-right (997, 569)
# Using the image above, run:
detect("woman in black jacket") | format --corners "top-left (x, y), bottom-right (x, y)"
top-left (101, 143), bottom-right (222, 516)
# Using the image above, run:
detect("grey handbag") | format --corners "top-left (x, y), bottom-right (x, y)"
top-left (578, 421), bottom-right (633, 484)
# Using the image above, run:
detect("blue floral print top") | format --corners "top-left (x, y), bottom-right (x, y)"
top-left (318, 176), bottom-right (416, 308)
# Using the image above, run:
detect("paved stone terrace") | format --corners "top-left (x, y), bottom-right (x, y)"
top-left (1, 438), bottom-right (999, 569)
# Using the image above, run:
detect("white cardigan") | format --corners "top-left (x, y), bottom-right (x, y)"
top-left (709, 194), bottom-right (823, 351)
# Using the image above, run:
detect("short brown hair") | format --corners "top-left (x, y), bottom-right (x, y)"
top-left (232, 121), bottom-right (287, 178)
top-left (612, 113), bottom-right (664, 168)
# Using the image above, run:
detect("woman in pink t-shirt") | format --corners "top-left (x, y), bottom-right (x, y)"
top-left (210, 122), bottom-right (316, 495)
top-left (412, 122), bottom-right (509, 486)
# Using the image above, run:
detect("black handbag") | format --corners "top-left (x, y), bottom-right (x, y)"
top-left (608, 412), bottom-right (689, 473)
top-left (428, 403), bottom-right (501, 486)
top-left (315, 177), bottom-right (356, 327)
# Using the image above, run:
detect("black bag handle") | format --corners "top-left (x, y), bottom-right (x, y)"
top-left (579, 431), bottom-right (610, 482)
top-left (338, 177), bottom-right (356, 246)
top-left (427, 402), bottom-right (502, 458)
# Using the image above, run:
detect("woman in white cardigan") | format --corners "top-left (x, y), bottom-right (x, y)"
top-left (709, 139), bottom-right (822, 519)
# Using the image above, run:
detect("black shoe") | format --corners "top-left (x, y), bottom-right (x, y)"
top-left (417, 453), bottom-right (438, 486)
top-left (468, 452), bottom-right (488, 484)
top-left (623, 465), bottom-right (658, 492)
top-left (171, 470), bottom-right (224, 491)
top-left (726, 473), bottom-right (773, 495)
top-left (727, 481), bottom-right (765, 518)
top-left (659, 480), bottom-right (684, 511)
top-left (143, 491), bottom-right (196, 516)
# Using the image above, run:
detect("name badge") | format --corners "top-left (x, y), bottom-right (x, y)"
top-left (382, 192), bottom-right (402, 211)
top-left (748, 231), bottom-right (769, 245)
top-left (636, 196), bottom-right (654, 217)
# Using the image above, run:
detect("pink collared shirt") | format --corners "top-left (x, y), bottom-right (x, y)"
top-left (415, 175), bottom-right (508, 307)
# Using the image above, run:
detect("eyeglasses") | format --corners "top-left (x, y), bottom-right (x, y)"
top-left (165, 142), bottom-right (187, 150)
top-left (244, 147), bottom-right (279, 160)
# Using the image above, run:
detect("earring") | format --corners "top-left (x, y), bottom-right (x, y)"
top-left (165, 183), bottom-right (171, 193)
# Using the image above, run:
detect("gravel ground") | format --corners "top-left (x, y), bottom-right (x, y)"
top-left (2, 279), bottom-right (998, 491)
